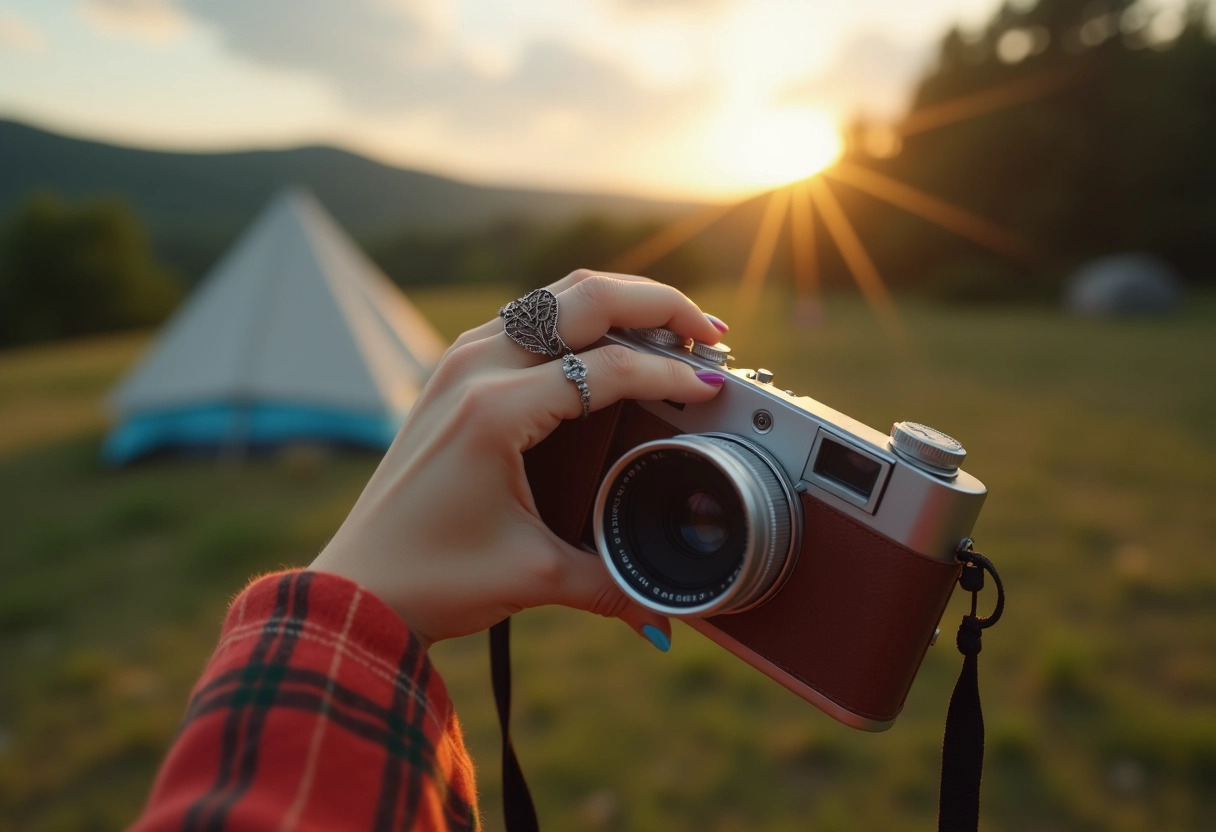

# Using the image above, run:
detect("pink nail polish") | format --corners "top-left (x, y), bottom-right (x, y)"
top-left (706, 314), bottom-right (729, 333)
top-left (696, 370), bottom-right (726, 386)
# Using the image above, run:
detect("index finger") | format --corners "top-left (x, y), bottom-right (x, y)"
top-left (446, 270), bottom-right (656, 355)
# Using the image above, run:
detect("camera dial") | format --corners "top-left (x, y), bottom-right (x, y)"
top-left (594, 434), bottom-right (801, 617)
top-left (690, 341), bottom-right (732, 365)
top-left (632, 327), bottom-right (688, 348)
top-left (889, 422), bottom-right (966, 476)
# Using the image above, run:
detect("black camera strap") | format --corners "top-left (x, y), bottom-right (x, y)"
top-left (490, 617), bottom-right (540, 832)
top-left (938, 540), bottom-right (1005, 832)
top-left (489, 541), bottom-right (1005, 832)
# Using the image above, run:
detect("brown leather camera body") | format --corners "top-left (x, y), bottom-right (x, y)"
top-left (524, 400), bottom-right (965, 730)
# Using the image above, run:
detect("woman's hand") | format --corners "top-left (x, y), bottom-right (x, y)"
top-left (311, 271), bottom-right (729, 650)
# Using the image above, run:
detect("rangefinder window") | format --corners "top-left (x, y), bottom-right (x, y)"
top-left (814, 438), bottom-right (882, 497)
top-left (802, 432), bottom-right (891, 514)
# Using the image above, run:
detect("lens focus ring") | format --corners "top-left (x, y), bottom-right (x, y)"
top-left (698, 435), bottom-right (794, 612)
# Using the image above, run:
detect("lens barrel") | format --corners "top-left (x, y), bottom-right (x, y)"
top-left (593, 434), bottom-right (801, 616)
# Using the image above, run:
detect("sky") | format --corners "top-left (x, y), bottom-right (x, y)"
top-left (0, 0), bottom-right (1007, 200)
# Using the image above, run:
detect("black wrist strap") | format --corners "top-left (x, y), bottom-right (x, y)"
top-left (490, 618), bottom-right (539, 832)
top-left (491, 543), bottom-right (1006, 832)
top-left (938, 541), bottom-right (1005, 832)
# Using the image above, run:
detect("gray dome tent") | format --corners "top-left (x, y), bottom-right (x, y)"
top-left (1064, 253), bottom-right (1183, 318)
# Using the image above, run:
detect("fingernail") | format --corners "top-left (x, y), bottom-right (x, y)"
top-left (696, 370), bottom-right (726, 386)
top-left (706, 314), bottom-right (729, 333)
top-left (642, 624), bottom-right (671, 652)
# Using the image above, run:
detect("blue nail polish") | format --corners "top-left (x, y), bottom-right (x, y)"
top-left (642, 624), bottom-right (671, 652)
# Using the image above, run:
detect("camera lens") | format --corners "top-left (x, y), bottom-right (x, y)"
top-left (616, 451), bottom-right (745, 595)
top-left (594, 435), bottom-right (801, 616)
top-left (676, 492), bottom-right (729, 554)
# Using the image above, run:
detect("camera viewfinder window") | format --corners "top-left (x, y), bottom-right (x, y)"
top-left (813, 439), bottom-right (882, 499)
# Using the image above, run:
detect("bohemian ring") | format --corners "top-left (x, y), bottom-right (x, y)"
top-left (562, 353), bottom-right (591, 419)
top-left (498, 288), bottom-right (572, 358)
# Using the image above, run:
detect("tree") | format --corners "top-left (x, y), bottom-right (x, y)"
top-left (0, 193), bottom-right (182, 347)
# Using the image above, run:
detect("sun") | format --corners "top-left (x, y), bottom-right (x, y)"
top-left (708, 107), bottom-right (844, 194)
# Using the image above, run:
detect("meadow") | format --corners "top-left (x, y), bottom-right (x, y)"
top-left (1, 285), bottom-right (1214, 832)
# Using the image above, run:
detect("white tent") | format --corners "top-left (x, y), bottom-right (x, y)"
top-left (104, 188), bottom-right (445, 464)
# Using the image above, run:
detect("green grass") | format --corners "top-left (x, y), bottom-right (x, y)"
top-left (1, 285), bottom-right (1214, 832)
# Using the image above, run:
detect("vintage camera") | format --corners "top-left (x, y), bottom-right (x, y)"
top-left (523, 327), bottom-right (987, 730)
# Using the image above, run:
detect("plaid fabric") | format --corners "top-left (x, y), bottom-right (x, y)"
top-left (131, 571), bottom-right (479, 832)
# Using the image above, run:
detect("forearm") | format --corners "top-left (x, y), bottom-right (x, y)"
top-left (131, 571), bottom-right (479, 832)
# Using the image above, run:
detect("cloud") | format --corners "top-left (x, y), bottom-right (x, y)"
top-left (451, 39), bottom-right (698, 126)
top-left (779, 31), bottom-right (931, 121)
top-left (609, 0), bottom-right (734, 15)
top-left (79, 0), bottom-right (186, 45)
top-left (0, 10), bottom-right (47, 55)
top-left (172, 0), bottom-right (708, 131)
top-left (176, 0), bottom-right (436, 109)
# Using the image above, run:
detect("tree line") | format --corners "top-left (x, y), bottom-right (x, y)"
top-left (831, 0), bottom-right (1216, 301)
top-left (0, 193), bottom-right (704, 349)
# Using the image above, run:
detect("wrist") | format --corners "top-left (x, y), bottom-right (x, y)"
top-left (308, 547), bottom-right (434, 650)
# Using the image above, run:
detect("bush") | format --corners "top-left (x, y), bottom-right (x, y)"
top-left (0, 192), bottom-right (182, 347)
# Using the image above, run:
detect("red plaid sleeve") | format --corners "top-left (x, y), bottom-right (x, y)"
top-left (130, 571), bottom-right (479, 832)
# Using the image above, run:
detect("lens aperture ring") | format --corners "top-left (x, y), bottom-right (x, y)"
top-left (593, 434), bottom-right (801, 617)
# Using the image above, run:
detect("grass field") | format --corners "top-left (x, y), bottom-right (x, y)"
top-left (1, 285), bottom-right (1215, 832)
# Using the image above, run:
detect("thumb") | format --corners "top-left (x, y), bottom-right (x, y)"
top-left (549, 539), bottom-right (673, 653)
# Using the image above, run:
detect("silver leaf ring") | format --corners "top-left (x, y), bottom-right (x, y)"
top-left (498, 288), bottom-right (572, 358)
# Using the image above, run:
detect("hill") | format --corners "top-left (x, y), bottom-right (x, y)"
top-left (0, 119), bottom-right (701, 278)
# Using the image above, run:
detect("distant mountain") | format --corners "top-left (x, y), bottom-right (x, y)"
top-left (0, 118), bottom-right (702, 279)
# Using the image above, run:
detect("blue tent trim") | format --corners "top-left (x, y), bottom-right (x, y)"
top-left (103, 401), bottom-right (401, 465)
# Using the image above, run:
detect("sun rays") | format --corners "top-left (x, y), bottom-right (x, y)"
top-left (606, 161), bottom-right (1024, 342)
top-left (788, 179), bottom-right (817, 304)
top-left (606, 161), bottom-right (1016, 343)
top-left (608, 202), bottom-right (738, 275)
top-left (805, 176), bottom-right (904, 340)
top-left (825, 161), bottom-right (1036, 264)
top-left (897, 65), bottom-right (1094, 138)
top-left (739, 186), bottom-right (791, 309)
top-left (601, 67), bottom-right (1084, 342)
